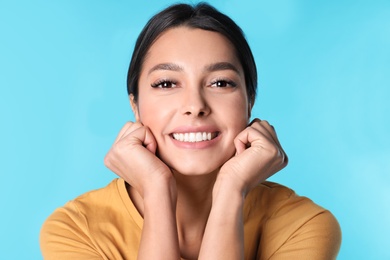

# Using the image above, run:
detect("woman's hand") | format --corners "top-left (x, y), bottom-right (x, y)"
top-left (104, 121), bottom-right (174, 198)
top-left (199, 119), bottom-right (287, 259)
top-left (218, 118), bottom-right (288, 196)
top-left (105, 122), bottom-right (180, 259)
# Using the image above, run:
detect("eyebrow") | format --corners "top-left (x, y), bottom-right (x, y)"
top-left (148, 63), bottom-right (183, 75)
top-left (205, 62), bottom-right (240, 74)
top-left (148, 62), bottom-right (240, 75)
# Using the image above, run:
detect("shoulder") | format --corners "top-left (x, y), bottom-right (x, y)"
top-left (41, 178), bottom-right (133, 231)
top-left (66, 178), bottom-right (123, 215)
top-left (40, 178), bottom-right (141, 259)
top-left (245, 181), bottom-right (326, 218)
top-left (244, 181), bottom-right (341, 259)
top-left (40, 178), bottom-right (122, 236)
top-left (47, 179), bottom-right (122, 220)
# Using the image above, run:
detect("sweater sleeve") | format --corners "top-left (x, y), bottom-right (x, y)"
top-left (40, 201), bottom-right (104, 260)
top-left (269, 210), bottom-right (342, 260)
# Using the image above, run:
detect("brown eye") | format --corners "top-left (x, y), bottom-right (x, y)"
top-left (151, 80), bottom-right (177, 89)
top-left (216, 81), bottom-right (228, 87)
top-left (211, 80), bottom-right (237, 88)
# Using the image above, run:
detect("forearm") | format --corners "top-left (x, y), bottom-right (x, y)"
top-left (198, 177), bottom-right (245, 260)
top-left (138, 183), bottom-right (180, 260)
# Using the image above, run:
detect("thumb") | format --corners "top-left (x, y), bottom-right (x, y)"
top-left (142, 126), bottom-right (157, 154)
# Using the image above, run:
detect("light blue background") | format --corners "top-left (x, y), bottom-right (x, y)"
top-left (1, 0), bottom-right (389, 259)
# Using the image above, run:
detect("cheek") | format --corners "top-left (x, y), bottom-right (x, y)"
top-left (137, 98), bottom-right (172, 133)
top-left (226, 95), bottom-right (250, 127)
top-left (138, 103), bottom-right (156, 126)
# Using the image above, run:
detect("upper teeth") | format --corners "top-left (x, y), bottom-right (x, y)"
top-left (172, 132), bottom-right (216, 142)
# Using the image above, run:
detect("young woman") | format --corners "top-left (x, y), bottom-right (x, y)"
top-left (40, 3), bottom-right (341, 259)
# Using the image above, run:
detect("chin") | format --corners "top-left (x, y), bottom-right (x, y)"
top-left (164, 157), bottom-right (229, 177)
top-left (157, 145), bottom-right (236, 177)
top-left (171, 166), bottom-right (219, 176)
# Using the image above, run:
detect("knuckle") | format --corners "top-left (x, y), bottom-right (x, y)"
top-left (123, 121), bottom-right (133, 128)
top-left (282, 153), bottom-right (289, 166)
top-left (104, 153), bottom-right (112, 168)
top-left (113, 141), bottom-right (127, 154)
top-left (133, 122), bottom-right (143, 128)
top-left (268, 145), bottom-right (279, 157)
top-left (249, 118), bottom-right (261, 126)
top-left (261, 120), bottom-right (269, 125)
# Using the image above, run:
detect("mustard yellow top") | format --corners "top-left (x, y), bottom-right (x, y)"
top-left (40, 179), bottom-right (341, 259)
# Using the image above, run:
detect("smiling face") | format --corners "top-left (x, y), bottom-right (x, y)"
top-left (132, 26), bottom-right (251, 175)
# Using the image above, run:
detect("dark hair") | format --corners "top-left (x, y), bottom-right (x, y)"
top-left (127, 2), bottom-right (257, 104)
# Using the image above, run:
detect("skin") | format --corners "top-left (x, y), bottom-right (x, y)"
top-left (104, 26), bottom-right (287, 260)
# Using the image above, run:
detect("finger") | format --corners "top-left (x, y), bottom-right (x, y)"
top-left (248, 120), bottom-right (277, 147)
top-left (246, 119), bottom-right (288, 166)
top-left (141, 126), bottom-right (157, 154)
top-left (233, 126), bottom-right (275, 155)
top-left (259, 121), bottom-right (288, 166)
top-left (114, 121), bottom-right (143, 144)
top-left (250, 119), bottom-right (284, 153)
top-left (114, 122), bottom-right (133, 143)
top-left (250, 119), bottom-right (279, 144)
top-left (118, 124), bottom-right (158, 154)
top-left (233, 132), bottom-right (247, 155)
top-left (261, 121), bottom-right (282, 148)
top-left (255, 121), bottom-right (287, 165)
top-left (232, 127), bottom-right (284, 184)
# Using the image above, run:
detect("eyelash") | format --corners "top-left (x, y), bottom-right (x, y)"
top-left (210, 79), bottom-right (237, 88)
top-left (150, 79), bottom-right (237, 89)
top-left (151, 80), bottom-right (177, 89)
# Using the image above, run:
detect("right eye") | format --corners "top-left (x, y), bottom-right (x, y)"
top-left (151, 80), bottom-right (177, 89)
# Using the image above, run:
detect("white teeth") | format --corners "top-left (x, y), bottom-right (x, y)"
top-left (172, 132), bottom-right (217, 142)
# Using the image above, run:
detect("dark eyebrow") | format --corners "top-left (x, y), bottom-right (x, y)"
top-left (147, 62), bottom-right (240, 75)
top-left (148, 63), bottom-right (184, 75)
top-left (205, 62), bottom-right (240, 74)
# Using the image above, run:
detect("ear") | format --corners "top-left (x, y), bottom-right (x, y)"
top-left (129, 94), bottom-right (140, 122)
top-left (247, 96), bottom-right (254, 120)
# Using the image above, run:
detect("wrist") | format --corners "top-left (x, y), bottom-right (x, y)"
top-left (212, 175), bottom-right (245, 205)
top-left (143, 176), bottom-right (177, 202)
top-left (207, 175), bottom-right (245, 232)
top-left (213, 172), bottom-right (247, 199)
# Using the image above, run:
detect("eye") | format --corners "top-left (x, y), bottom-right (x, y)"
top-left (210, 79), bottom-right (237, 88)
top-left (151, 80), bottom-right (177, 89)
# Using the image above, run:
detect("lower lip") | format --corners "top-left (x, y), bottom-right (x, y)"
top-left (170, 133), bottom-right (221, 149)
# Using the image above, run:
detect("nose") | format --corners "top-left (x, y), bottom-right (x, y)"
top-left (180, 88), bottom-right (211, 117)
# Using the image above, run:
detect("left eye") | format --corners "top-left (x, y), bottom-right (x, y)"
top-left (211, 80), bottom-right (236, 88)
top-left (151, 80), bottom-right (177, 89)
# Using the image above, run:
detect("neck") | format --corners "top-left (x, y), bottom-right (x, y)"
top-left (173, 170), bottom-right (218, 259)
top-left (126, 169), bottom-right (219, 260)
top-left (174, 170), bottom-right (217, 220)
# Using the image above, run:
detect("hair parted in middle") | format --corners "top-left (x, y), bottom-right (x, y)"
top-left (127, 2), bottom-right (258, 105)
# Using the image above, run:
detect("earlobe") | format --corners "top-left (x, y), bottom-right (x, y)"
top-left (129, 94), bottom-right (140, 122)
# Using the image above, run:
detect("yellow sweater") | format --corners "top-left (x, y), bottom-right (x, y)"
top-left (40, 179), bottom-right (341, 259)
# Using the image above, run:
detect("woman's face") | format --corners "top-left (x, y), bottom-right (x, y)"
top-left (133, 26), bottom-right (250, 175)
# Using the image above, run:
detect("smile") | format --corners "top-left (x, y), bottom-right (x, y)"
top-left (172, 132), bottom-right (219, 142)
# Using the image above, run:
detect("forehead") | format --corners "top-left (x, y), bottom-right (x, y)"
top-left (142, 26), bottom-right (242, 70)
